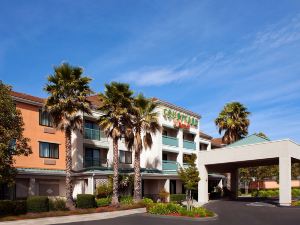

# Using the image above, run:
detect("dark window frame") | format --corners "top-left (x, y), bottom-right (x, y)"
top-left (119, 150), bottom-right (132, 164)
top-left (39, 142), bottom-right (59, 159)
top-left (39, 109), bottom-right (53, 127)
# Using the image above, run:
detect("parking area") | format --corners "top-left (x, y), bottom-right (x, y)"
top-left (56, 200), bottom-right (300, 225)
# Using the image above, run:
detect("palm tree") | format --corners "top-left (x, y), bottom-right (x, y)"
top-left (126, 94), bottom-right (161, 202)
top-left (44, 63), bottom-right (93, 209)
top-left (98, 82), bottom-right (134, 206)
top-left (215, 102), bottom-right (250, 144)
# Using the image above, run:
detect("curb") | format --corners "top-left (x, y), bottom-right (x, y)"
top-left (0, 208), bottom-right (147, 225)
top-left (142, 213), bottom-right (218, 221)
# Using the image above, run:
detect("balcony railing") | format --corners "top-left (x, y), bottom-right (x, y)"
top-left (84, 128), bottom-right (107, 141)
top-left (183, 140), bottom-right (196, 150)
top-left (84, 158), bottom-right (108, 168)
top-left (162, 135), bottom-right (179, 147)
top-left (162, 160), bottom-right (178, 171)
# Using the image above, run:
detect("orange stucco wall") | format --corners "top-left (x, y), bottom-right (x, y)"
top-left (14, 101), bottom-right (66, 170)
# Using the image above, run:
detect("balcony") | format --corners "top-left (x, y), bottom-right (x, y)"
top-left (183, 140), bottom-right (196, 150)
top-left (162, 160), bottom-right (178, 171)
top-left (84, 158), bottom-right (108, 168)
top-left (84, 128), bottom-right (107, 141)
top-left (162, 135), bottom-right (179, 147)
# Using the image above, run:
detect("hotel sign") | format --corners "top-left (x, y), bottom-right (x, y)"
top-left (163, 108), bottom-right (198, 129)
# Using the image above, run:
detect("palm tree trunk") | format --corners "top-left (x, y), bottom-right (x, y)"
top-left (133, 147), bottom-right (142, 202)
top-left (65, 127), bottom-right (75, 210)
top-left (111, 138), bottom-right (119, 206)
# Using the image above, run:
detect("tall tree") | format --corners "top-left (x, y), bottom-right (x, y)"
top-left (215, 102), bottom-right (250, 144)
top-left (178, 154), bottom-right (200, 211)
top-left (0, 81), bottom-right (32, 186)
top-left (254, 132), bottom-right (269, 140)
top-left (44, 63), bottom-right (92, 209)
top-left (98, 82), bottom-right (134, 206)
top-left (126, 94), bottom-right (161, 202)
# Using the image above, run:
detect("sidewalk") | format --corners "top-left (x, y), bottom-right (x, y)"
top-left (0, 208), bottom-right (146, 225)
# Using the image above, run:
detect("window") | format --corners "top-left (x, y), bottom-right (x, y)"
top-left (39, 110), bottom-right (53, 127)
top-left (119, 150), bottom-right (132, 164)
top-left (8, 139), bottom-right (16, 155)
top-left (39, 142), bottom-right (59, 159)
top-left (84, 148), bottom-right (107, 168)
top-left (84, 121), bottom-right (100, 140)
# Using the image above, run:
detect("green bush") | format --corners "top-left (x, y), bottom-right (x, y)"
top-left (49, 197), bottom-right (67, 211)
top-left (96, 183), bottom-right (113, 198)
top-left (76, 194), bottom-right (96, 208)
top-left (142, 197), bottom-right (153, 206)
top-left (148, 203), bottom-right (214, 217)
top-left (292, 188), bottom-right (300, 198)
top-left (27, 196), bottom-right (49, 212)
top-left (0, 200), bottom-right (15, 216)
top-left (96, 197), bottom-right (111, 207)
top-left (170, 194), bottom-right (186, 203)
top-left (13, 200), bottom-right (27, 215)
top-left (148, 203), bottom-right (181, 215)
top-left (120, 195), bottom-right (133, 205)
top-left (252, 188), bottom-right (300, 198)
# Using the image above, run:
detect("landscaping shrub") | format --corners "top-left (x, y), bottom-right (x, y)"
top-left (0, 200), bottom-right (15, 216)
top-left (96, 197), bottom-right (111, 207)
top-left (147, 203), bottom-right (181, 215)
top-left (13, 200), bottom-right (27, 215)
top-left (49, 197), bottom-right (67, 211)
top-left (170, 194), bottom-right (186, 203)
top-left (142, 197), bottom-right (153, 206)
top-left (76, 194), bottom-right (96, 208)
top-left (292, 188), bottom-right (300, 198)
top-left (158, 188), bottom-right (169, 203)
top-left (120, 195), bottom-right (133, 205)
top-left (96, 182), bottom-right (113, 198)
top-left (27, 196), bottom-right (49, 212)
top-left (148, 203), bottom-right (214, 217)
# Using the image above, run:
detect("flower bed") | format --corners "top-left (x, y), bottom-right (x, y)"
top-left (147, 203), bottom-right (214, 218)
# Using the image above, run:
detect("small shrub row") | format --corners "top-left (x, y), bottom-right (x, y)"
top-left (76, 194), bottom-right (96, 209)
top-left (27, 196), bottom-right (49, 212)
top-left (170, 194), bottom-right (186, 203)
top-left (0, 196), bottom-right (68, 216)
top-left (251, 188), bottom-right (300, 198)
top-left (147, 203), bottom-right (214, 218)
top-left (0, 200), bottom-right (27, 216)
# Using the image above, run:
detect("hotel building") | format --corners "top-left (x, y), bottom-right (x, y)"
top-left (2, 91), bottom-right (222, 200)
top-left (3, 90), bottom-right (300, 206)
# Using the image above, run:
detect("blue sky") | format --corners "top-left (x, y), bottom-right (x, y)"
top-left (1, 0), bottom-right (300, 142)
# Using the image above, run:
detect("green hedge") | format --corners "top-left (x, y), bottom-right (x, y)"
top-left (76, 194), bottom-right (96, 208)
top-left (27, 196), bottom-right (49, 212)
top-left (251, 188), bottom-right (300, 198)
top-left (170, 194), bottom-right (186, 203)
top-left (0, 200), bottom-right (27, 216)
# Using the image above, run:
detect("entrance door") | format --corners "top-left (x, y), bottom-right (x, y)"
top-left (170, 180), bottom-right (176, 194)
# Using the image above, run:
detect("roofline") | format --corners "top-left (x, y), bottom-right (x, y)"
top-left (217, 138), bottom-right (300, 151)
top-left (12, 95), bottom-right (44, 107)
top-left (154, 98), bottom-right (201, 119)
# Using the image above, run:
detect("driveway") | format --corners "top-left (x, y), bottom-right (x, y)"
top-left (57, 200), bottom-right (300, 225)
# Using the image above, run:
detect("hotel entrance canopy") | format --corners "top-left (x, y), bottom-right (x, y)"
top-left (198, 138), bottom-right (300, 206)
